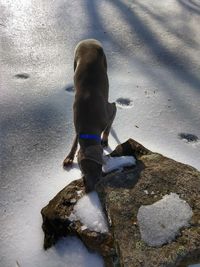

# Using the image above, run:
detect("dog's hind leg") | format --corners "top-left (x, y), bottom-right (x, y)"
top-left (101, 102), bottom-right (117, 147)
top-left (63, 134), bottom-right (78, 168)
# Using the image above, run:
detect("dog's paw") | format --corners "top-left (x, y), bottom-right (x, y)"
top-left (101, 139), bottom-right (108, 148)
top-left (63, 157), bottom-right (73, 168)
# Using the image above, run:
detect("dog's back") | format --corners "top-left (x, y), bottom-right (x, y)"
top-left (73, 39), bottom-right (109, 134)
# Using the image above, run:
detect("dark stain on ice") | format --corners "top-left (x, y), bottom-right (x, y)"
top-left (116, 97), bottom-right (133, 108)
top-left (65, 85), bottom-right (75, 94)
top-left (178, 133), bottom-right (199, 143)
top-left (14, 73), bottom-right (29, 79)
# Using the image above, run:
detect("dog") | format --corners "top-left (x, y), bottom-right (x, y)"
top-left (63, 39), bottom-right (116, 192)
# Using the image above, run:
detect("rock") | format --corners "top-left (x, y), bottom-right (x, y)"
top-left (41, 139), bottom-right (200, 267)
top-left (41, 178), bottom-right (116, 266)
top-left (96, 139), bottom-right (200, 267)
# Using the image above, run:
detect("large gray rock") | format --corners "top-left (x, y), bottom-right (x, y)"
top-left (41, 139), bottom-right (200, 267)
top-left (96, 139), bottom-right (200, 267)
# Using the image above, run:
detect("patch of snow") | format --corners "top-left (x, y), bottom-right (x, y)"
top-left (70, 198), bottom-right (77, 204)
top-left (137, 193), bottom-right (193, 247)
top-left (102, 156), bottom-right (136, 173)
top-left (70, 192), bottom-right (109, 233)
top-left (69, 213), bottom-right (77, 221)
top-left (77, 190), bottom-right (83, 196)
top-left (81, 225), bottom-right (88, 231)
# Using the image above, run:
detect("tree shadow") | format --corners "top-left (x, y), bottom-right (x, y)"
top-left (81, 0), bottom-right (200, 126)
top-left (178, 0), bottom-right (200, 15)
top-left (107, 0), bottom-right (200, 92)
top-left (84, 0), bottom-right (127, 59)
top-left (83, 0), bottom-right (200, 90)
top-left (0, 90), bottom-right (70, 176)
top-left (135, 0), bottom-right (198, 48)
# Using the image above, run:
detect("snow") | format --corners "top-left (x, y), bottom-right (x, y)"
top-left (102, 155), bottom-right (136, 173)
top-left (1, 0), bottom-right (200, 266)
top-left (69, 192), bottom-right (108, 233)
top-left (137, 193), bottom-right (193, 247)
top-left (144, 190), bottom-right (149, 195)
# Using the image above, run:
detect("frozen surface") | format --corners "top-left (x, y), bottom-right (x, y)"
top-left (137, 193), bottom-right (193, 247)
top-left (69, 192), bottom-right (108, 233)
top-left (102, 155), bottom-right (136, 173)
top-left (1, 0), bottom-right (200, 266)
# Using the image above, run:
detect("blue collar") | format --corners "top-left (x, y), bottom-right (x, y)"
top-left (79, 133), bottom-right (101, 142)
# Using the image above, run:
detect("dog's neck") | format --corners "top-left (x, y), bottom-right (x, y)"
top-left (78, 134), bottom-right (101, 149)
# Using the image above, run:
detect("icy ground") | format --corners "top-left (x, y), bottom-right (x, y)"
top-left (1, 0), bottom-right (200, 266)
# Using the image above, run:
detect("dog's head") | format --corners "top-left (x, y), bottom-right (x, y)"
top-left (77, 145), bottom-right (103, 193)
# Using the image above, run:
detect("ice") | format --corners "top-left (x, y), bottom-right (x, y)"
top-left (102, 156), bottom-right (136, 173)
top-left (70, 192), bottom-right (109, 233)
top-left (137, 193), bottom-right (193, 247)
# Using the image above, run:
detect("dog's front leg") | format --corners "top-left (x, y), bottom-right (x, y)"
top-left (63, 134), bottom-right (78, 168)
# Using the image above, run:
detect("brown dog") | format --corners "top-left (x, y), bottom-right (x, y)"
top-left (63, 39), bottom-right (116, 192)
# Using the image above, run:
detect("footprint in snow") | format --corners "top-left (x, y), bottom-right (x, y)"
top-left (178, 133), bottom-right (199, 143)
top-left (14, 73), bottom-right (29, 79)
top-left (65, 85), bottom-right (75, 94)
top-left (116, 97), bottom-right (133, 109)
